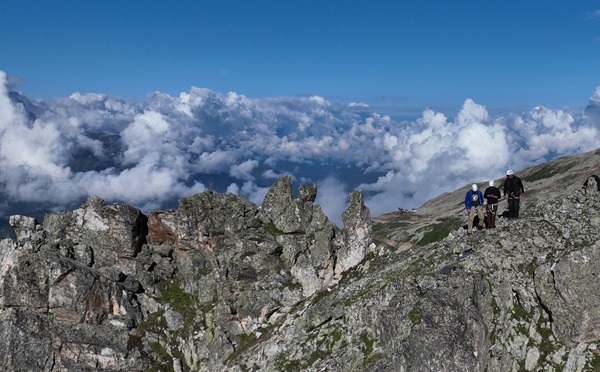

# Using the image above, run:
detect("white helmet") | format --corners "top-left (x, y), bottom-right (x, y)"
top-left (489, 180), bottom-right (494, 187)
top-left (472, 184), bottom-right (478, 192)
top-left (506, 170), bottom-right (514, 176)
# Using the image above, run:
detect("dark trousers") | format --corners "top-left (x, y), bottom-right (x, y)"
top-left (486, 204), bottom-right (498, 228)
top-left (508, 197), bottom-right (520, 218)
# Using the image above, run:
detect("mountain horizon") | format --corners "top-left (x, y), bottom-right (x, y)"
top-left (1, 70), bottom-right (599, 227)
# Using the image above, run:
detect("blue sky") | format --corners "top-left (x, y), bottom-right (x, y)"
top-left (1, 1), bottom-right (599, 115)
top-left (0, 2), bottom-right (600, 224)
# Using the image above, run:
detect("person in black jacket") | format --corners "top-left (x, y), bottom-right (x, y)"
top-left (503, 170), bottom-right (525, 219)
top-left (484, 180), bottom-right (501, 228)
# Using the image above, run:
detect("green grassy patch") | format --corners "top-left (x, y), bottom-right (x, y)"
top-left (135, 309), bottom-right (167, 336)
top-left (281, 277), bottom-right (303, 290)
top-left (408, 303), bottom-right (422, 326)
top-left (263, 222), bottom-right (286, 236)
top-left (148, 340), bottom-right (175, 372)
top-left (372, 220), bottom-right (410, 236)
top-left (416, 217), bottom-right (461, 246)
top-left (360, 330), bottom-right (381, 366)
top-left (587, 353), bottom-right (600, 371)
top-left (263, 222), bottom-right (305, 236)
top-left (302, 331), bottom-right (345, 370)
top-left (195, 266), bottom-right (213, 278)
top-left (536, 310), bottom-right (556, 363)
top-left (149, 340), bottom-right (171, 361)
top-left (156, 281), bottom-right (197, 320)
top-left (226, 324), bottom-right (277, 365)
top-left (521, 161), bottom-right (576, 183)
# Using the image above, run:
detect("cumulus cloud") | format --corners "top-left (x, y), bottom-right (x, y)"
top-left (230, 180), bottom-right (270, 207)
top-left (357, 97), bottom-right (598, 218)
top-left (0, 70), bottom-right (599, 225)
top-left (348, 102), bottom-right (369, 108)
top-left (229, 159), bottom-right (258, 180)
top-left (262, 169), bottom-right (293, 180)
top-left (584, 87), bottom-right (600, 128)
top-left (315, 176), bottom-right (351, 225)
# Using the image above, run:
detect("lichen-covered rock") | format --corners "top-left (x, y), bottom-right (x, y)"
top-left (261, 176), bottom-right (306, 233)
top-left (135, 179), bottom-right (353, 370)
top-left (397, 272), bottom-right (492, 371)
top-left (583, 175), bottom-right (600, 195)
top-left (0, 308), bottom-right (53, 370)
top-left (535, 244), bottom-right (600, 345)
top-left (260, 177), bottom-right (341, 294)
top-left (0, 238), bottom-right (48, 310)
top-left (2, 158), bottom-right (600, 372)
top-left (336, 190), bottom-right (372, 273)
top-left (0, 197), bottom-right (150, 371)
top-left (43, 196), bottom-right (148, 279)
top-left (9, 215), bottom-right (43, 252)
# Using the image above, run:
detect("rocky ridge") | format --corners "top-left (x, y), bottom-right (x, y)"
top-left (373, 148), bottom-right (600, 246)
top-left (1, 150), bottom-right (600, 371)
top-left (0, 175), bottom-right (372, 371)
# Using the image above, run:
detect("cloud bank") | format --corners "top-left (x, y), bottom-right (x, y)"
top-left (1, 70), bottom-right (599, 225)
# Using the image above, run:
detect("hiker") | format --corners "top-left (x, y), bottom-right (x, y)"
top-left (484, 180), bottom-right (501, 228)
top-left (503, 170), bottom-right (525, 219)
top-left (464, 184), bottom-right (485, 234)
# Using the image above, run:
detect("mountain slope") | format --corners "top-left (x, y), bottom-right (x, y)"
top-left (373, 147), bottom-right (600, 246)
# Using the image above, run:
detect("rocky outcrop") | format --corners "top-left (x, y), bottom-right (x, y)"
top-left (0, 177), bottom-right (372, 371)
top-left (1, 166), bottom-right (600, 371)
top-left (0, 199), bottom-right (149, 370)
top-left (337, 190), bottom-right (373, 273)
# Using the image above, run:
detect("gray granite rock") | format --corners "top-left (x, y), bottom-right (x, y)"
top-left (1, 151), bottom-right (600, 371)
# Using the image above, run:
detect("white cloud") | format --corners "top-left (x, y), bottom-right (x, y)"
top-left (309, 96), bottom-right (329, 106)
top-left (196, 150), bottom-right (235, 173)
top-left (0, 70), bottom-right (599, 223)
top-left (229, 159), bottom-right (259, 180)
top-left (121, 110), bottom-right (172, 165)
top-left (315, 176), bottom-right (349, 227)
top-left (239, 181), bottom-right (270, 206)
top-left (592, 87), bottom-right (600, 105)
top-left (456, 98), bottom-right (489, 125)
top-left (583, 87), bottom-right (600, 128)
top-left (226, 183), bottom-right (240, 195)
top-left (0, 71), bottom-right (28, 129)
top-left (82, 163), bottom-right (204, 205)
top-left (263, 169), bottom-right (293, 180)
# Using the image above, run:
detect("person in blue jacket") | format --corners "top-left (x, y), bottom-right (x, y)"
top-left (465, 184), bottom-right (485, 234)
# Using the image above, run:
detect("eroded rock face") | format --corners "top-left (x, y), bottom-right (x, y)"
top-left (583, 175), bottom-right (600, 195)
top-left (2, 174), bottom-right (600, 371)
top-left (143, 189), bottom-right (303, 369)
top-left (136, 178), bottom-right (371, 370)
top-left (535, 238), bottom-right (600, 345)
top-left (43, 196), bottom-right (148, 279)
top-left (0, 308), bottom-right (53, 371)
top-left (262, 175), bottom-right (307, 234)
top-left (0, 177), bottom-right (372, 371)
top-left (398, 272), bottom-right (492, 371)
top-left (0, 198), bottom-right (149, 370)
top-left (337, 190), bottom-right (373, 273)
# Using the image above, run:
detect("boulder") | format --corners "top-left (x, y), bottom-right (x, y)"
top-left (535, 244), bottom-right (600, 345)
